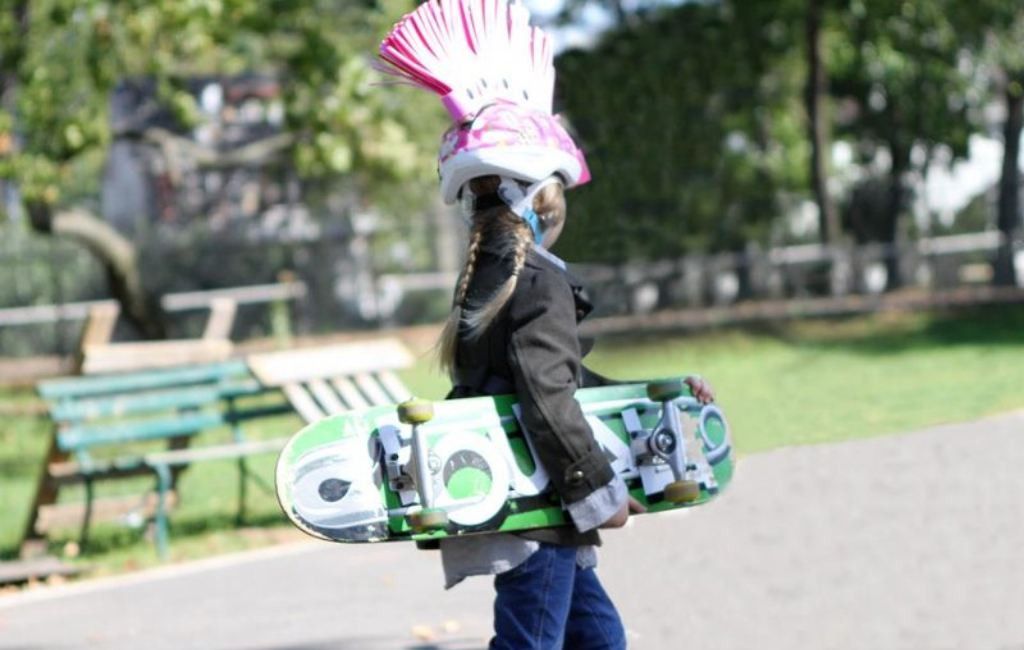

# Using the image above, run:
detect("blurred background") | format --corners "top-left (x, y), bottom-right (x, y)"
top-left (0, 0), bottom-right (1022, 359)
top-left (1, 0), bottom-right (1023, 574)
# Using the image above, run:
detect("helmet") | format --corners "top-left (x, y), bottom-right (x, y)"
top-left (437, 101), bottom-right (591, 205)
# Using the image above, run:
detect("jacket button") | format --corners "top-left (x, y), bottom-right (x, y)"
top-left (568, 470), bottom-right (585, 485)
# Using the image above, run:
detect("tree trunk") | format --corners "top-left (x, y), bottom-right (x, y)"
top-left (994, 74), bottom-right (1024, 286)
top-left (27, 202), bottom-right (168, 339)
top-left (805, 0), bottom-right (841, 245)
top-left (883, 140), bottom-right (910, 290)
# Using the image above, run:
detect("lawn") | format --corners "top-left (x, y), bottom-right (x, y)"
top-left (401, 304), bottom-right (1024, 454)
top-left (2, 304), bottom-right (1023, 576)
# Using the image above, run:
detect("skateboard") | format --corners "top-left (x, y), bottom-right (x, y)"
top-left (275, 377), bottom-right (735, 543)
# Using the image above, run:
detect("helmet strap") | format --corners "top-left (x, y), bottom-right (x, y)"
top-left (497, 176), bottom-right (560, 246)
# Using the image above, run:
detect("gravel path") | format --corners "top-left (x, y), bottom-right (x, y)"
top-left (1, 411), bottom-right (1022, 650)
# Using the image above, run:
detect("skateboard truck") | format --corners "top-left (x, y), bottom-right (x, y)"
top-left (397, 399), bottom-right (449, 532)
top-left (641, 379), bottom-right (702, 503)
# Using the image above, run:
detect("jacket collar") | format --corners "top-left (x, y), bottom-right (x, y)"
top-left (527, 245), bottom-right (589, 291)
top-left (477, 241), bottom-right (588, 295)
top-left (532, 244), bottom-right (566, 271)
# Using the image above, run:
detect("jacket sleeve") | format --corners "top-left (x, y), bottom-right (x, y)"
top-left (506, 267), bottom-right (616, 505)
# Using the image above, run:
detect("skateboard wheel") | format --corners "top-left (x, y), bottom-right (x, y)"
top-left (646, 379), bottom-right (685, 402)
top-left (398, 399), bottom-right (435, 425)
top-left (664, 480), bottom-right (702, 504)
top-left (408, 508), bottom-right (448, 532)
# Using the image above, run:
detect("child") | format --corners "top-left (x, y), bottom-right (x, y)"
top-left (377, 2), bottom-right (713, 647)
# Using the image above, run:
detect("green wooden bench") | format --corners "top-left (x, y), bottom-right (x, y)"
top-left (26, 360), bottom-right (293, 559)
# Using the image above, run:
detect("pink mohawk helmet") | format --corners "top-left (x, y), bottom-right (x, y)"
top-left (377, 0), bottom-right (591, 204)
top-left (438, 101), bottom-right (591, 204)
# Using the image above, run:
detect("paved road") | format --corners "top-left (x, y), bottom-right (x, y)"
top-left (2, 411), bottom-right (1023, 650)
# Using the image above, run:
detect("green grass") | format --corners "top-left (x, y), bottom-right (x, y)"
top-left (0, 398), bottom-right (308, 576)
top-left (2, 304), bottom-right (1023, 577)
top-left (399, 304), bottom-right (1024, 454)
top-left (586, 309), bottom-right (1024, 453)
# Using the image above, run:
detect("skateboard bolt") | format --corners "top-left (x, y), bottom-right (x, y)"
top-left (653, 430), bottom-right (676, 454)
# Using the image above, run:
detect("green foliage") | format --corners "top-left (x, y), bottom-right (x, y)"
top-left (550, 0), bottom-right (1024, 256)
top-left (1, 0), bottom-right (1021, 292)
top-left (947, 0), bottom-right (1024, 76)
top-left (554, 1), bottom-right (807, 262)
top-left (828, 0), bottom-right (978, 167)
top-left (0, 0), bottom-right (446, 210)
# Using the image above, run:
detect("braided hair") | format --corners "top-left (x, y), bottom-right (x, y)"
top-left (437, 175), bottom-right (566, 375)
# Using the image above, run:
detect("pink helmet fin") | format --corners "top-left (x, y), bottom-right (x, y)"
top-left (377, 0), bottom-right (589, 203)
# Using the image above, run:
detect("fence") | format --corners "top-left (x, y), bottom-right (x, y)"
top-left (1, 229), bottom-right (1021, 359)
top-left (0, 227), bottom-right (367, 358)
top-left (563, 232), bottom-right (1020, 317)
top-left (370, 232), bottom-right (1024, 326)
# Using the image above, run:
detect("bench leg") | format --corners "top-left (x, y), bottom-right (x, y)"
top-left (227, 399), bottom-right (249, 527)
top-left (152, 464), bottom-right (172, 561)
top-left (236, 456), bottom-right (278, 524)
top-left (80, 478), bottom-right (95, 551)
top-left (237, 456), bottom-right (248, 526)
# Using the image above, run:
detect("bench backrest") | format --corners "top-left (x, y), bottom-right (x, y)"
top-left (37, 360), bottom-right (288, 464)
top-left (76, 299), bottom-right (237, 375)
top-left (247, 338), bottom-right (415, 424)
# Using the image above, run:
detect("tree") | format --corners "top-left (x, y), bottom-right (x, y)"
top-left (968, 4), bottom-right (1024, 286)
top-left (0, 0), bottom-right (444, 337)
top-left (803, 0), bottom-right (843, 245)
top-left (557, 0), bottom-right (670, 29)
top-left (995, 68), bottom-right (1024, 286)
top-left (555, 1), bottom-right (805, 263)
top-left (829, 0), bottom-right (976, 288)
top-left (920, 0), bottom-right (1024, 286)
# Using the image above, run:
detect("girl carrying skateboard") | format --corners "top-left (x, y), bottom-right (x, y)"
top-left (377, 2), bottom-right (713, 648)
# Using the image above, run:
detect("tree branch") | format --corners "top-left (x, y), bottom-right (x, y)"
top-left (46, 206), bottom-right (168, 339)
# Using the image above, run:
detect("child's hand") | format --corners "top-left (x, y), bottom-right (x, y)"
top-left (685, 376), bottom-right (715, 404)
top-left (601, 496), bottom-right (648, 529)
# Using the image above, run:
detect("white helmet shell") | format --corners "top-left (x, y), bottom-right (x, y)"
top-left (437, 102), bottom-right (590, 205)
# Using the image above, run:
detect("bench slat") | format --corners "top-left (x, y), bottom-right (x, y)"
top-left (331, 376), bottom-right (370, 409)
top-left (247, 339), bottom-right (414, 386)
top-left (49, 386), bottom-right (222, 422)
top-left (219, 378), bottom-right (272, 399)
top-left (354, 372), bottom-right (390, 406)
top-left (145, 438), bottom-right (287, 467)
top-left (38, 360), bottom-right (250, 400)
top-left (377, 370), bottom-right (413, 403)
top-left (282, 384), bottom-right (325, 423)
top-left (308, 378), bottom-right (348, 416)
top-left (35, 493), bottom-right (177, 534)
top-left (81, 339), bottom-right (233, 375)
top-left (57, 412), bottom-right (224, 451)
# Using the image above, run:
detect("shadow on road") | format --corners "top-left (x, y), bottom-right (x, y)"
top-left (239, 640), bottom-right (486, 650)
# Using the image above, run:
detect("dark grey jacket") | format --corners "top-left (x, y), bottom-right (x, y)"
top-left (449, 243), bottom-right (616, 546)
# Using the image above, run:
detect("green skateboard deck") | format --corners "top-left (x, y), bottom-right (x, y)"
top-left (275, 378), bottom-right (735, 543)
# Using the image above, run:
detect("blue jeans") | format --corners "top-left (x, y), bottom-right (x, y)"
top-left (490, 544), bottom-right (626, 650)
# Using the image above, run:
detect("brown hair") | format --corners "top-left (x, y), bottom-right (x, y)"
top-left (436, 175), bottom-right (566, 375)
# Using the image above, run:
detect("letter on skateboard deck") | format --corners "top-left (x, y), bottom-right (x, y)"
top-left (275, 378), bottom-right (735, 543)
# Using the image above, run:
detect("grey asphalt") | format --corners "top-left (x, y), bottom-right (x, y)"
top-left (2, 410), bottom-right (1023, 650)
